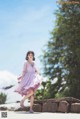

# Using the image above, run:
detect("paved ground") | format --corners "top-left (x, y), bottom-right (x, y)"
top-left (0, 111), bottom-right (80, 119)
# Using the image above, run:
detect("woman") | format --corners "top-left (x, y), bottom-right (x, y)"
top-left (14, 51), bottom-right (42, 113)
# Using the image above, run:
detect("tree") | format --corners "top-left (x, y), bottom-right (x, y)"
top-left (40, 0), bottom-right (80, 99)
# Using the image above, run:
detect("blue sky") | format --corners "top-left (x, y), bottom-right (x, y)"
top-left (0, 0), bottom-right (58, 76)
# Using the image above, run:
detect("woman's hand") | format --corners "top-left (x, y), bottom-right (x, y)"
top-left (17, 75), bottom-right (22, 80)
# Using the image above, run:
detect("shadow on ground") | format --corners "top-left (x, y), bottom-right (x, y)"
top-left (14, 111), bottom-right (42, 114)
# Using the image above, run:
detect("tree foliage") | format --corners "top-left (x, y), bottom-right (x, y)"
top-left (40, 0), bottom-right (80, 99)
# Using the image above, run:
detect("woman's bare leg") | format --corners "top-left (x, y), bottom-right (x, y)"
top-left (30, 95), bottom-right (34, 110)
top-left (23, 90), bottom-right (34, 100)
top-left (20, 89), bottom-right (34, 107)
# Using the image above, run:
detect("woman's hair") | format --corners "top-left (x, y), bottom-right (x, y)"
top-left (25, 51), bottom-right (35, 60)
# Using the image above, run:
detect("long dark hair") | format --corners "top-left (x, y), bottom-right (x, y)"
top-left (25, 51), bottom-right (35, 61)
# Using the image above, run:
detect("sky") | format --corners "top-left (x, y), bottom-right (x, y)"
top-left (0, 0), bottom-right (58, 76)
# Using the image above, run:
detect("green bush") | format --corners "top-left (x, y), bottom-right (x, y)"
top-left (0, 93), bottom-right (7, 104)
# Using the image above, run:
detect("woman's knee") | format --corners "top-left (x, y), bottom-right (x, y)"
top-left (30, 89), bottom-right (34, 94)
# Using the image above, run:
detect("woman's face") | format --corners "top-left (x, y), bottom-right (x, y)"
top-left (28, 53), bottom-right (33, 61)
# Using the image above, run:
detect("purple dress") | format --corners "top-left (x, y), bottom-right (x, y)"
top-left (14, 61), bottom-right (41, 96)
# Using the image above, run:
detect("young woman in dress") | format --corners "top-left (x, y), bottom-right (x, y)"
top-left (14, 51), bottom-right (42, 113)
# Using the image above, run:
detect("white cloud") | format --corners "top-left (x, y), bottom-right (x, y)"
top-left (0, 70), bottom-right (23, 103)
top-left (0, 70), bottom-right (17, 88)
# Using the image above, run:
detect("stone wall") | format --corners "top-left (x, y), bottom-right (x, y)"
top-left (0, 97), bottom-right (80, 113)
top-left (34, 97), bottom-right (80, 113)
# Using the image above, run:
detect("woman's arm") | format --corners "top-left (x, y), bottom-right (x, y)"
top-left (34, 63), bottom-right (43, 84)
top-left (34, 63), bottom-right (40, 74)
top-left (17, 61), bottom-right (27, 80)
